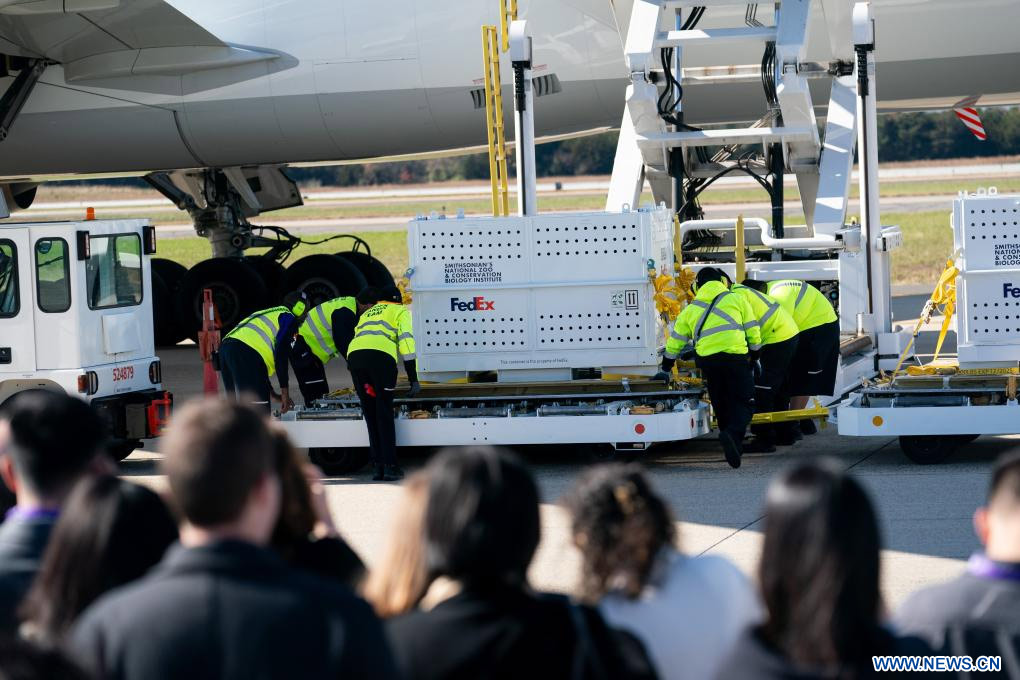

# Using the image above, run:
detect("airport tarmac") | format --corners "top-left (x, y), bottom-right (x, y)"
top-left (125, 293), bottom-right (1005, 611)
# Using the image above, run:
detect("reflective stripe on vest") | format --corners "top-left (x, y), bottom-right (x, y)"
top-left (224, 306), bottom-right (288, 375)
top-left (299, 297), bottom-right (356, 364)
top-left (690, 298), bottom-right (742, 341)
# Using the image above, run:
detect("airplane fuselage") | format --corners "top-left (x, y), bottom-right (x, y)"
top-left (0, 0), bottom-right (1017, 179)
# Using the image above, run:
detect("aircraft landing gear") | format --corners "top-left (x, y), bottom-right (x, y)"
top-left (145, 168), bottom-right (395, 344)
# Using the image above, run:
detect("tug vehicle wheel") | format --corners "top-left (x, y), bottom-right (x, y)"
top-left (309, 447), bottom-right (370, 475)
top-left (899, 435), bottom-right (960, 465)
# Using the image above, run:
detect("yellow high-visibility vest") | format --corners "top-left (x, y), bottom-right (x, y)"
top-left (665, 281), bottom-right (762, 359)
top-left (347, 302), bottom-right (415, 362)
top-left (732, 284), bottom-right (799, 345)
top-left (766, 280), bottom-right (838, 332)
top-left (298, 296), bottom-right (356, 364)
top-left (223, 305), bottom-right (289, 375)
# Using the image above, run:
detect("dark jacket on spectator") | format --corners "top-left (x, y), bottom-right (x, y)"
top-left (715, 626), bottom-right (936, 680)
top-left (71, 540), bottom-right (399, 680)
top-left (288, 536), bottom-right (366, 589)
top-left (0, 512), bottom-right (57, 635)
top-left (896, 557), bottom-right (1020, 673)
top-left (387, 583), bottom-right (658, 680)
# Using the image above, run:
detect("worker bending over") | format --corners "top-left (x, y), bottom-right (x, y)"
top-left (219, 291), bottom-right (308, 414)
top-left (660, 267), bottom-right (761, 468)
top-left (289, 294), bottom-right (361, 405)
top-left (347, 286), bottom-right (421, 481)
top-left (752, 278), bottom-right (839, 435)
top-left (733, 279), bottom-right (801, 452)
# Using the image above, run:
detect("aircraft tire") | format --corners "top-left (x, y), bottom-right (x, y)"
top-left (283, 254), bottom-right (366, 308)
top-left (176, 258), bottom-right (271, 340)
top-left (245, 256), bottom-right (287, 301)
top-left (151, 258), bottom-right (189, 346)
top-left (335, 251), bottom-right (395, 289)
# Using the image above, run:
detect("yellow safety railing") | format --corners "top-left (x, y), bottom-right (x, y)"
top-left (499, 0), bottom-right (518, 52)
top-left (481, 25), bottom-right (510, 217)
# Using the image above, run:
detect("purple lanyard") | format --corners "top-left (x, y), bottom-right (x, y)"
top-left (967, 553), bottom-right (1020, 583)
top-left (4, 506), bottom-right (59, 522)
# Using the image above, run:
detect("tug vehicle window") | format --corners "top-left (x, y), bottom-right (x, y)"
top-left (86, 234), bottom-right (143, 310)
top-left (35, 238), bottom-right (70, 313)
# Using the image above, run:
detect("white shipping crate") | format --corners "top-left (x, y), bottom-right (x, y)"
top-left (953, 191), bottom-right (1020, 366)
top-left (407, 208), bottom-right (674, 381)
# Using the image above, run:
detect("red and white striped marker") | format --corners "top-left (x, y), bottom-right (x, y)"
top-left (953, 95), bottom-right (987, 140)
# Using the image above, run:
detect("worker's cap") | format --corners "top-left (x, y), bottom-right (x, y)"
top-left (356, 286), bottom-right (382, 306)
top-left (380, 285), bottom-right (403, 304)
top-left (694, 267), bottom-right (726, 291)
top-left (284, 291), bottom-right (308, 316)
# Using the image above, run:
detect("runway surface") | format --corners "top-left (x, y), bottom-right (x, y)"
top-left (125, 293), bottom-right (1004, 611)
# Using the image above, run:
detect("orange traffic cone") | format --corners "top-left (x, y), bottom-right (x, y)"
top-left (198, 289), bottom-right (221, 397)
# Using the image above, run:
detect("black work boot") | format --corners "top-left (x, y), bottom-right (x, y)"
top-left (383, 465), bottom-right (405, 482)
top-left (719, 431), bottom-right (743, 469)
top-left (372, 464), bottom-right (385, 481)
top-left (742, 437), bottom-right (776, 454)
top-left (800, 419), bottom-right (818, 435)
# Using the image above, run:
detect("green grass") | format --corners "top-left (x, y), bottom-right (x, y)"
top-left (886, 210), bottom-right (956, 286)
top-left (155, 209), bottom-right (955, 288)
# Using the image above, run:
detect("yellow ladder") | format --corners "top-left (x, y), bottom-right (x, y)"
top-left (481, 25), bottom-right (510, 217)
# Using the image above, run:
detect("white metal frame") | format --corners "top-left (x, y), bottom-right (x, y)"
top-left (279, 400), bottom-right (711, 450)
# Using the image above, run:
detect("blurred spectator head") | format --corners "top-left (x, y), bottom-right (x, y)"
top-left (0, 638), bottom-right (91, 680)
top-left (565, 464), bottom-right (675, 601)
top-left (161, 400), bottom-right (278, 543)
top-left (0, 391), bottom-right (108, 505)
top-left (759, 458), bottom-right (882, 670)
top-left (270, 427), bottom-right (318, 556)
top-left (974, 452), bottom-right (1020, 559)
top-left (19, 476), bottom-right (178, 643)
top-left (364, 470), bottom-right (431, 617)
top-left (424, 447), bottom-right (539, 588)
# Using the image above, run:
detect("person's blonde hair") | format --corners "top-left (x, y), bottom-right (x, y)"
top-left (363, 471), bottom-right (430, 617)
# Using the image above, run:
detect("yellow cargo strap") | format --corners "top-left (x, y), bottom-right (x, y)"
top-left (886, 258), bottom-right (958, 379)
top-left (398, 270), bottom-right (413, 305)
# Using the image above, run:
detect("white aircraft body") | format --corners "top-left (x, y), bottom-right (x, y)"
top-left (0, 0), bottom-right (1016, 180)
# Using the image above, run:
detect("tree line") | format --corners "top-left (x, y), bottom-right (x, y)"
top-left (288, 107), bottom-right (1020, 187)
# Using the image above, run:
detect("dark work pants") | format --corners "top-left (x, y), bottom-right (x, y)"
top-left (348, 349), bottom-right (399, 469)
top-left (751, 335), bottom-right (799, 443)
top-left (219, 338), bottom-right (271, 414)
top-left (696, 352), bottom-right (755, 442)
top-left (290, 336), bottom-right (330, 405)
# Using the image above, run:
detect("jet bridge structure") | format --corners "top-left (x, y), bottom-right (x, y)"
top-left (278, 0), bottom-right (914, 472)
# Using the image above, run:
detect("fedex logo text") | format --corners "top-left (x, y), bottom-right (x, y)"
top-left (451, 296), bottom-right (495, 312)
top-left (1004, 283), bottom-right (1020, 298)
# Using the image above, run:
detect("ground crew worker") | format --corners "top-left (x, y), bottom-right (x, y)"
top-left (733, 279), bottom-right (801, 451)
top-left (219, 291), bottom-right (308, 414)
top-left (750, 278), bottom-right (839, 435)
top-left (659, 267), bottom-right (761, 468)
top-left (289, 294), bottom-right (360, 405)
top-left (347, 286), bottom-right (421, 482)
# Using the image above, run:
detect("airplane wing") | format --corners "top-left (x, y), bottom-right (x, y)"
top-left (0, 0), bottom-right (277, 81)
